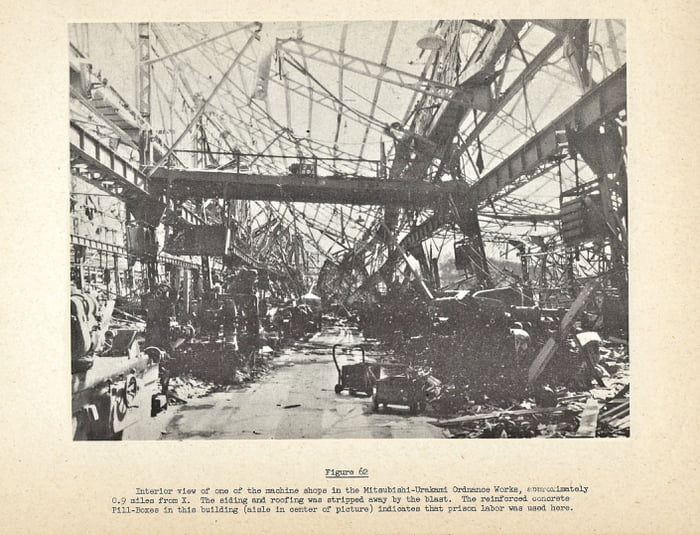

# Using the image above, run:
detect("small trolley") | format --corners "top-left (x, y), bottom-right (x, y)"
top-left (371, 363), bottom-right (425, 415)
top-left (332, 344), bottom-right (376, 396)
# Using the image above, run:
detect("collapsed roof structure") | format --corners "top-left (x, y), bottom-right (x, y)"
top-left (70, 19), bottom-right (626, 305)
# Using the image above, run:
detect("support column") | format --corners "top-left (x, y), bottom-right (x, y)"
top-left (184, 268), bottom-right (191, 314)
top-left (137, 22), bottom-right (152, 165)
top-left (201, 256), bottom-right (212, 291)
top-left (73, 245), bottom-right (86, 290)
top-left (113, 253), bottom-right (121, 296)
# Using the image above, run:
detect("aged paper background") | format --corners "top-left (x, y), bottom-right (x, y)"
top-left (1, 0), bottom-right (698, 533)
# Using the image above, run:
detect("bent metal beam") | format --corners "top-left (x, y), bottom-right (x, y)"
top-left (350, 63), bottom-right (627, 296)
top-left (400, 63), bottom-right (627, 251)
top-left (146, 167), bottom-right (469, 207)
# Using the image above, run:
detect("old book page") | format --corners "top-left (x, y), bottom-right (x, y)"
top-left (0, 1), bottom-right (698, 534)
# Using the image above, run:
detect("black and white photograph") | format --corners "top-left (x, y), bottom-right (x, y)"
top-left (69, 19), bottom-right (628, 441)
top-left (6, 1), bottom-right (700, 533)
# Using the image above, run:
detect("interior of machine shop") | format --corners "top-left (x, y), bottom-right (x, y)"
top-left (69, 20), bottom-right (628, 440)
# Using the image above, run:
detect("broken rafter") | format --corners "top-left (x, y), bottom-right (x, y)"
top-left (401, 47), bottom-right (439, 126)
top-left (457, 34), bottom-right (563, 160)
top-left (399, 20), bottom-right (524, 183)
top-left (527, 280), bottom-right (599, 386)
top-left (170, 26), bottom-right (269, 155)
top-left (379, 220), bottom-right (434, 301)
top-left (201, 31), bottom-right (386, 134)
top-left (173, 28), bottom-right (383, 173)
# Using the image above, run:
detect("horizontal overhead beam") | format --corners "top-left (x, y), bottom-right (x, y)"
top-left (70, 121), bottom-right (209, 226)
top-left (70, 121), bottom-right (151, 196)
top-left (147, 167), bottom-right (469, 207)
top-left (71, 234), bottom-right (202, 269)
top-left (480, 212), bottom-right (561, 223)
top-left (70, 122), bottom-right (276, 271)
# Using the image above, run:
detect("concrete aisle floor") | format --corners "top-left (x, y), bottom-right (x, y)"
top-left (124, 324), bottom-right (443, 440)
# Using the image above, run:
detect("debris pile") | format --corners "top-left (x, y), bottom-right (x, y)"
top-left (167, 375), bottom-right (221, 402)
top-left (357, 284), bottom-right (629, 437)
top-left (165, 341), bottom-right (275, 397)
top-left (434, 404), bottom-right (580, 439)
top-left (597, 385), bottom-right (630, 436)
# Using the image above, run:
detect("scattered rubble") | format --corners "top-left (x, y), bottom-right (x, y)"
top-left (356, 284), bottom-right (629, 438)
top-left (597, 385), bottom-right (630, 436)
top-left (163, 340), bottom-right (276, 403)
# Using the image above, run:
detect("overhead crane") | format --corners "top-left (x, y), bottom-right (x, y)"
top-left (146, 166), bottom-right (470, 207)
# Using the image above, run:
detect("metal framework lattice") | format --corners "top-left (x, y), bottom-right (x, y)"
top-left (69, 20), bottom-right (627, 301)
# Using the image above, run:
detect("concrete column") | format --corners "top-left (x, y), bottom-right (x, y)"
top-left (113, 254), bottom-right (121, 296)
top-left (184, 269), bottom-right (191, 314)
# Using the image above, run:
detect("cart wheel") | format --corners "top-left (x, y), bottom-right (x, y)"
top-left (372, 395), bottom-right (379, 412)
top-left (334, 384), bottom-right (343, 394)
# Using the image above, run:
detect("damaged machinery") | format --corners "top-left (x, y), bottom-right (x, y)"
top-left (71, 289), bottom-right (168, 440)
